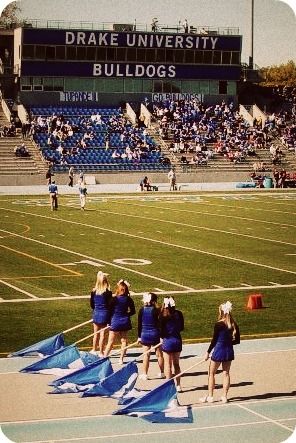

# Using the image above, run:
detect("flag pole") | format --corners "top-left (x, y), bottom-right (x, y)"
top-left (134, 342), bottom-right (161, 361)
top-left (110, 340), bottom-right (139, 357)
top-left (171, 357), bottom-right (205, 381)
top-left (74, 326), bottom-right (110, 345)
top-left (63, 319), bottom-right (93, 334)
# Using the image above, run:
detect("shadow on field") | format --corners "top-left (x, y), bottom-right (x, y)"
top-left (184, 380), bottom-right (253, 393)
top-left (231, 390), bottom-right (296, 402)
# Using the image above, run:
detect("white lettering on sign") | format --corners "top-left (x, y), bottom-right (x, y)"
top-left (60, 92), bottom-right (98, 102)
top-left (92, 64), bottom-right (176, 78)
top-left (152, 93), bottom-right (203, 102)
top-left (65, 31), bottom-right (220, 50)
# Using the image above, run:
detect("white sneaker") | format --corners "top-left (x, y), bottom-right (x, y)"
top-left (220, 396), bottom-right (228, 403)
top-left (176, 386), bottom-right (182, 393)
top-left (199, 395), bottom-right (214, 403)
top-left (89, 349), bottom-right (97, 355)
top-left (139, 374), bottom-right (148, 380)
top-left (118, 358), bottom-right (124, 365)
top-left (157, 372), bottom-right (165, 379)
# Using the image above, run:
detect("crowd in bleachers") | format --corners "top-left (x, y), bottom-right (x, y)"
top-left (152, 98), bottom-right (280, 167)
top-left (14, 142), bottom-right (30, 157)
top-left (28, 106), bottom-right (169, 173)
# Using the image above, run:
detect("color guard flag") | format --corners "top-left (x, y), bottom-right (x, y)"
top-left (20, 345), bottom-right (84, 375)
top-left (113, 379), bottom-right (176, 415)
top-left (8, 333), bottom-right (65, 357)
top-left (114, 379), bottom-right (193, 423)
top-left (81, 361), bottom-right (138, 398)
top-left (49, 357), bottom-right (113, 394)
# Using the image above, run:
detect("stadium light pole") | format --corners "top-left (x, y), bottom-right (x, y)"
top-left (249, 0), bottom-right (254, 68)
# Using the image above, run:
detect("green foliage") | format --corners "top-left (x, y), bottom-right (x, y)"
top-left (0, 1), bottom-right (22, 28)
top-left (260, 60), bottom-right (296, 87)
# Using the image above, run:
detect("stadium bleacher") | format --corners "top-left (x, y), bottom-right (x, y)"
top-left (30, 106), bottom-right (170, 174)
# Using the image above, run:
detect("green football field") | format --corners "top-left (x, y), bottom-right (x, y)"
top-left (0, 190), bottom-right (295, 356)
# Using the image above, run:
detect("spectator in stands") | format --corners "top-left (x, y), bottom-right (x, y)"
top-left (48, 180), bottom-right (58, 211)
top-left (14, 143), bottom-right (29, 157)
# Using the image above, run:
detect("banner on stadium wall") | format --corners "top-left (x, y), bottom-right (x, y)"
top-left (60, 91), bottom-right (99, 102)
top-left (22, 61), bottom-right (241, 80)
top-left (152, 93), bottom-right (203, 102)
top-left (22, 29), bottom-right (242, 51)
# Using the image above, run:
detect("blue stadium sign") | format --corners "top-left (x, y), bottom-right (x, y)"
top-left (22, 61), bottom-right (241, 80)
top-left (22, 29), bottom-right (242, 51)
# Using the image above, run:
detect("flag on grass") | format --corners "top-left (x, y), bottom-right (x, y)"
top-left (115, 379), bottom-right (193, 423)
top-left (49, 357), bottom-right (113, 394)
top-left (81, 361), bottom-right (138, 398)
top-left (20, 345), bottom-right (84, 375)
top-left (8, 333), bottom-right (65, 357)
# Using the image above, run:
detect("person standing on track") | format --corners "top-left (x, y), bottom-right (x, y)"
top-left (138, 292), bottom-right (164, 380)
top-left (48, 180), bottom-right (58, 211)
top-left (104, 279), bottom-right (136, 364)
top-left (159, 296), bottom-right (184, 392)
top-left (90, 271), bottom-right (113, 356)
top-left (78, 175), bottom-right (87, 211)
top-left (200, 301), bottom-right (240, 404)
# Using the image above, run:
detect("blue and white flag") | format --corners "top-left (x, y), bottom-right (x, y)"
top-left (114, 379), bottom-right (193, 423)
top-left (8, 333), bottom-right (65, 357)
top-left (20, 345), bottom-right (84, 375)
top-left (81, 361), bottom-right (138, 398)
top-left (49, 357), bottom-right (113, 394)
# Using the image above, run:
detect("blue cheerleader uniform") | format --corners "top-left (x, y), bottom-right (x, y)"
top-left (160, 310), bottom-right (184, 353)
top-left (138, 306), bottom-right (160, 346)
top-left (90, 290), bottom-right (112, 325)
top-left (208, 321), bottom-right (240, 362)
top-left (110, 294), bottom-right (136, 331)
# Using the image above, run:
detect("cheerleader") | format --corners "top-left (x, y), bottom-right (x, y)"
top-left (138, 292), bottom-right (164, 380)
top-left (90, 271), bottom-right (112, 356)
top-left (159, 296), bottom-right (184, 392)
top-left (200, 301), bottom-right (240, 403)
top-left (104, 279), bottom-right (136, 364)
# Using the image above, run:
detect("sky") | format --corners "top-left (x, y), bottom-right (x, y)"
top-left (0, 0), bottom-right (295, 67)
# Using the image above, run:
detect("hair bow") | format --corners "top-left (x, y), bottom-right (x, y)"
top-left (97, 270), bottom-right (109, 278)
top-left (221, 301), bottom-right (232, 314)
top-left (118, 279), bottom-right (130, 288)
top-left (142, 292), bottom-right (152, 304)
top-left (163, 297), bottom-right (176, 308)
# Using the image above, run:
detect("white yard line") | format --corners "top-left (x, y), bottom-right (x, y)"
top-left (0, 280), bottom-right (37, 299)
top-left (0, 226), bottom-right (194, 292)
top-left (120, 201), bottom-right (296, 228)
top-left (1, 208), bottom-right (295, 277)
top-left (89, 207), bottom-right (296, 247)
top-left (237, 403), bottom-right (292, 432)
top-left (2, 282), bottom-right (296, 303)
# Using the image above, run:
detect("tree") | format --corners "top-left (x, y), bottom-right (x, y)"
top-left (0, 1), bottom-right (22, 28)
top-left (260, 60), bottom-right (296, 87)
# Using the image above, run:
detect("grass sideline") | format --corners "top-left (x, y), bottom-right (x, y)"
top-left (0, 191), bottom-right (295, 355)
